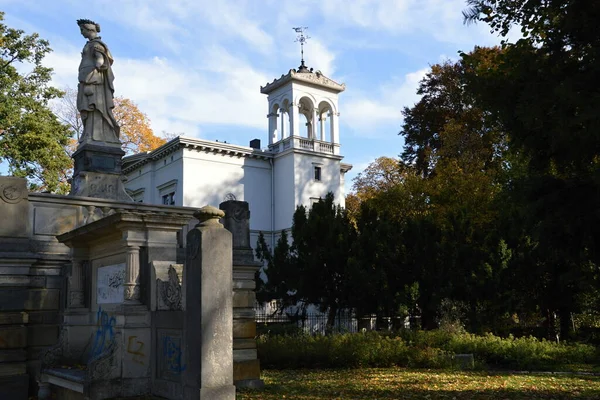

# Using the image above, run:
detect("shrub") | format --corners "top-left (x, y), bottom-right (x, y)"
top-left (258, 332), bottom-right (411, 369)
top-left (257, 330), bottom-right (597, 371)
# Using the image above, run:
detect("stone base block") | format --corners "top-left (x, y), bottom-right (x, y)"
top-left (70, 171), bottom-right (132, 201)
top-left (233, 319), bottom-right (256, 339)
top-left (199, 384), bottom-right (236, 400)
top-left (234, 359), bottom-right (263, 388)
top-left (235, 378), bottom-right (265, 390)
top-left (0, 373), bottom-right (29, 400)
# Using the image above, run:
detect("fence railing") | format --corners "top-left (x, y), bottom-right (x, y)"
top-left (255, 310), bottom-right (412, 335)
top-left (255, 311), bottom-right (357, 335)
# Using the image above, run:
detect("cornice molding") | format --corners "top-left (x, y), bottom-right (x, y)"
top-left (261, 69), bottom-right (346, 95)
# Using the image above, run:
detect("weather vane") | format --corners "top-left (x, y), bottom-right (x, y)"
top-left (293, 27), bottom-right (310, 69)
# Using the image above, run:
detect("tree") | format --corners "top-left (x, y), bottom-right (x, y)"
top-left (255, 230), bottom-right (298, 312)
top-left (346, 156), bottom-right (407, 223)
top-left (113, 97), bottom-right (167, 154)
top-left (0, 12), bottom-right (71, 192)
top-left (463, 0), bottom-right (600, 339)
top-left (397, 53), bottom-right (512, 331)
top-left (257, 193), bottom-right (356, 331)
top-left (351, 156), bottom-right (406, 201)
top-left (54, 87), bottom-right (168, 155)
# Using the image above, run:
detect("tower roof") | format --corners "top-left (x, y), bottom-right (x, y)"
top-left (260, 68), bottom-right (346, 95)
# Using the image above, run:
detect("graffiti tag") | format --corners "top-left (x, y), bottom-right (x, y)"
top-left (163, 335), bottom-right (186, 374)
top-left (91, 306), bottom-right (116, 357)
top-left (127, 335), bottom-right (145, 364)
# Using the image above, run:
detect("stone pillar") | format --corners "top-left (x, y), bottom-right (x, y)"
top-left (319, 115), bottom-right (326, 141)
top-left (124, 245), bottom-right (141, 303)
top-left (183, 206), bottom-right (235, 400)
top-left (220, 200), bottom-right (264, 390)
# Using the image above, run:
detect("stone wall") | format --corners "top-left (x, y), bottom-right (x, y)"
top-left (0, 176), bottom-right (196, 399)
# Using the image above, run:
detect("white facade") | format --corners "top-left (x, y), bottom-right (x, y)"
top-left (122, 66), bottom-right (352, 247)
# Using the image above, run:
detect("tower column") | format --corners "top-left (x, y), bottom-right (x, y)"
top-left (319, 114), bottom-right (326, 141)
top-left (267, 112), bottom-right (278, 145)
top-left (311, 108), bottom-right (319, 140)
top-left (331, 112), bottom-right (340, 154)
top-left (280, 110), bottom-right (287, 139)
top-left (289, 103), bottom-right (300, 138)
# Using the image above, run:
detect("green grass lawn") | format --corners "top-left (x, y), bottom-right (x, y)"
top-left (238, 368), bottom-right (600, 399)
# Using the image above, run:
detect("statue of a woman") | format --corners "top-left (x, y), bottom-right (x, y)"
top-left (76, 19), bottom-right (120, 145)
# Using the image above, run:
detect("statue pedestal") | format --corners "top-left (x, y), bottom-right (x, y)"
top-left (70, 143), bottom-right (132, 201)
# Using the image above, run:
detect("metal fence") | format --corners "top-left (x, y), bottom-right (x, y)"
top-left (254, 306), bottom-right (416, 335)
top-left (255, 310), bottom-right (359, 335)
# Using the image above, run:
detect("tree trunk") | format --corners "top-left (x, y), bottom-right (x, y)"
top-left (543, 308), bottom-right (558, 341)
top-left (558, 308), bottom-right (573, 341)
top-left (326, 306), bottom-right (337, 335)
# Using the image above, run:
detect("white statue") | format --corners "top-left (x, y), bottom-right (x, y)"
top-left (76, 19), bottom-right (120, 145)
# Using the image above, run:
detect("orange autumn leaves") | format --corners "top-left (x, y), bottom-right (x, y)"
top-left (112, 97), bottom-right (168, 154)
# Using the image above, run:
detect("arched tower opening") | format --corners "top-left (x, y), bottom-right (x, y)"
top-left (318, 100), bottom-right (334, 143)
top-left (280, 99), bottom-right (292, 139)
top-left (298, 96), bottom-right (316, 139)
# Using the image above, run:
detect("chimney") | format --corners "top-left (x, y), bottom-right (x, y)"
top-left (249, 139), bottom-right (261, 149)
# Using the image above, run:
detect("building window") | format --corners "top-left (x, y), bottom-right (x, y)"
top-left (162, 192), bottom-right (175, 205)
top-left (314, 166), bottom-right (322, 181)
top-left (157, 179), bottom-right (178, 207)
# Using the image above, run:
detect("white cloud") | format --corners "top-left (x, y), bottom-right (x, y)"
top-left (343, 67), bottom-right (428, 135)
top-left (45, 44), bottom-right (270, 138)
top-left (87, 0), bottom-right (275, 55)
top-left (304, 39), bottom-right (336, 76)
top-left (315, 0), bottom-right (501, 47)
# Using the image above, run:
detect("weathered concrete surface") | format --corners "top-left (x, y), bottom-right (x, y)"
top-left (220, 200), bottom-right (264, 390)
top-left (184, 206), bottom-right (236, 400)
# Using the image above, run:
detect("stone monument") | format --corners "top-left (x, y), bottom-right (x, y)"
top-left (70, 18), bottom-right (131, 201)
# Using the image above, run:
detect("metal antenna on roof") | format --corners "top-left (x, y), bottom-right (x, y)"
top-left (293, 27), bottom-right (310, 71)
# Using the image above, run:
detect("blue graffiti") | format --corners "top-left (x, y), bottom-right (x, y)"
top-left (91, 306), bottom-right (116, 357)
top-left (163, 336), bottom-right (186, 374)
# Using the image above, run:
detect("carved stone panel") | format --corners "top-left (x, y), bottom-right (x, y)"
top-left (0, 176), bottom-right (30, 238)
top-left (157, 265), bottom-right (183, 311)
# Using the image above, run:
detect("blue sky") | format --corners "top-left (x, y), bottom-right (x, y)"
top-left (0, 0), bottom-right (508, 191)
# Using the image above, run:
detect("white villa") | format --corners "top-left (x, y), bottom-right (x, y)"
top-left (122, 63), bottom-right (352, 248)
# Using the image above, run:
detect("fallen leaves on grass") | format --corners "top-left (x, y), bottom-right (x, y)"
top-left (238, 368), bottom-right (600, 399)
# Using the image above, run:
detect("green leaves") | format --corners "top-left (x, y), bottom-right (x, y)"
top-left (257, 193), bottom-right (357, 328)
top-left (0, 12), bottom-right (71, 192)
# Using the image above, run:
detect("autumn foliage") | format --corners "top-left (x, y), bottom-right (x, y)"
top-left (112, 97), bottom-right (166, 154)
